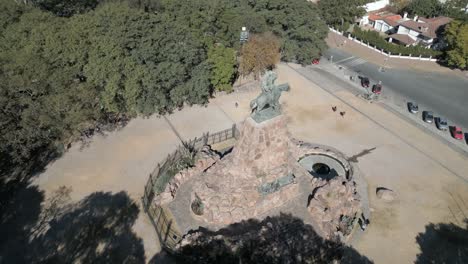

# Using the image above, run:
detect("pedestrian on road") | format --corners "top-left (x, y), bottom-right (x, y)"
top-left (235, 102), bottom-right (238, 108)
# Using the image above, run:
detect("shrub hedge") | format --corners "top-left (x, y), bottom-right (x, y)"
top-left (352, 27), bottom-right (442, 58)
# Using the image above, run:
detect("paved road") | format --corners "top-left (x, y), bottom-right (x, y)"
top-left (323, 48), bottom-right (468, 130)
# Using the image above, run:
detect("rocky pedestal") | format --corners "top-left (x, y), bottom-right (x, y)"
top-left (191, 114), bottom-right (299, 225)
top-left (231, 115), bottom-right (291, 182)
top-left (307, 178), bottom-right (361, 239)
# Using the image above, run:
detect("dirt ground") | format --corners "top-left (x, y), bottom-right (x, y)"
top-left (34, 63), bottom-right (468, 263)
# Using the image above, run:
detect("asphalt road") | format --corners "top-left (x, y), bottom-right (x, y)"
top-left (323, 48), bottom-right (468, 130)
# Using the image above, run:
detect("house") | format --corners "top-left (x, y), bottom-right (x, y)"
top-left (358, 0), bottom-right (390, 26)
top-left (389, 16), bottom-right (452, 48)
top-left (368, 11), bottom-right (402, 33)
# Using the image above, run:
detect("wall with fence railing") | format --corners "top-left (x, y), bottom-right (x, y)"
top-left (142, 123), bottom-right (240, 251)
top-left (329, 27), bottom-right (438, 62)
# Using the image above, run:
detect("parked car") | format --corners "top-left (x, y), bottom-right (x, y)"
top-left (422, 111), bottom-right (434, 123)
top-left (450, 126), bottom-right (463, 140)
top-left (312, 58), bottom-right (320, 65)
top-left (435, 117), bottom-right (448, 130)
top-left (407, 102), bottom-right (419, 114)
top-left (359, 76), bottom-right (370, 88)
top-left (372, 84), bottom-right (382, 94)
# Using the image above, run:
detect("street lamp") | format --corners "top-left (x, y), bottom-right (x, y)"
top-left (380, 57), bottom-right (389, 72)
top-left (240, 27), bottom-right (249, 44)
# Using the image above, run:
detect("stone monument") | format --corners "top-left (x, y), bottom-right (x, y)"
top-left (190, 71), bottom-right (298, 225)
top-left (153, 70), bottom-right (367, 243)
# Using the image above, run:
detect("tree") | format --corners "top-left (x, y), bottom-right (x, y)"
top-left (405, 0), bottom-right (443, 17)
top-left (32, 0), bottom-right (99, 17)
top-left (319, 0), bottom-right (369, 27)
top-left (239, 32), bottom-right (280, 78)
top-left (444, 20), bottom-right (468, 69)
top-left (207, 45), bottom-right (237, 92)
top-left (389, 0), bottom-right (411, 13)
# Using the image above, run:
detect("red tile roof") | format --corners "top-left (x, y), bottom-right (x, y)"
top-left (369, 11), bottom-right (402, 27)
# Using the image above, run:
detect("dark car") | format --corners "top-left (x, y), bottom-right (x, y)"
top-left (360, 76), bottom-right (370, 88)
top-left (372, 84), bottom-right (382, 94)
top-left (407, 102), bottom-right (419, 114)
top-left (435, 117), bottom-right (448, 130)
top-left (422, 111), bottom-right (434, 123)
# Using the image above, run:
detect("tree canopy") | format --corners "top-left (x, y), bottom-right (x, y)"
top-left (444, 20), bottom-right (468, 69)
top-left (318, 0), bottom-right (370, 27)
top-left (405, 0), bottom-right (443, 17)
top-left (239, 32), bottom-right (281, 78)
top-left (0, 0), bottom-right (328, 186)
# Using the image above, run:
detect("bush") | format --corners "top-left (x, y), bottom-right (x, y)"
top-left (352, 27), bottom-right (442, 58)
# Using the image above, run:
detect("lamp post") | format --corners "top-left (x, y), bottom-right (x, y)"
top-left (240, 27), bottom-right (249, 44)
top-left (379, 57), bottom-right (388, 72)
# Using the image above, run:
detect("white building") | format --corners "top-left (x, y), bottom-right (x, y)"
top-left (389, 16), bottom-right (452, 48)
top-left (358, 0), bottom-right (390, 26)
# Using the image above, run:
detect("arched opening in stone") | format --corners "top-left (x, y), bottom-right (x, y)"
top-left (312, 163), bottom-right (330, 175)
top-left (299, 154), bottom-right (347, 181)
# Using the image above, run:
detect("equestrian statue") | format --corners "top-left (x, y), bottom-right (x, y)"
top-left (250, 71), bottom-right (289, 123)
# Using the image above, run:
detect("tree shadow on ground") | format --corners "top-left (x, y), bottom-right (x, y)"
top-left (415, 218), bottom-right (468, 264)
top-left (150, 213), bottom-right (373, 264)
top-left (0, 184), bottom-right (44, 262)
top-left (0, 189), bottom-right (145, 263)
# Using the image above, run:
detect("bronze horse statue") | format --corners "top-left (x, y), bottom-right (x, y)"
top-left (250, 71), bottom-right (289, 118)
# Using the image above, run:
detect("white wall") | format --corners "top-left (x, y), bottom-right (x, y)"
top-left (409, 29), bottom-right (420, 38)
top-left (374, 20), bottom-right (393, 32)
top-left (365, 0), bottom-right (390, 12)
top-left (397, 26), bottom-right (410, 35)
top-left (360, 15), bottom-right (370, 25)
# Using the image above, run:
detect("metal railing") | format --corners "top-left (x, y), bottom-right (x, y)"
top-left (142, 124), bottom-right (240, 251)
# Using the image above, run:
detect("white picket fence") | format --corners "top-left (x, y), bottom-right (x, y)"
top-left (329, 27), bottom-right (438, 62)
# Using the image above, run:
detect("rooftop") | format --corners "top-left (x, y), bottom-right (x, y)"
top-left (390, 34), bottom-right (417, 45)
top-left (399, 16), bottom-right (452, 39)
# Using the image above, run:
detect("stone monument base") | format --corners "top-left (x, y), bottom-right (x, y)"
top-left (191, 115), bottom-right (300, 225)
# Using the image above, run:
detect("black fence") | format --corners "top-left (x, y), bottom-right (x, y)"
top-left (142, 123), bottom-right (240, 251)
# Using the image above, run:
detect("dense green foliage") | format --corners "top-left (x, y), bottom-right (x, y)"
top-left (0, 0), bottom-right (328, 178)
top-left (444, 20), bottom-right (468, 69)
top-left (352, 27), bottom-right (443, 57)
top-left (207, 45), bottom-right (237, 92)
top-left (405, 0), bottom-right (443, 17)
top-left (318, 0), bottom-right (370, 27)
top-left (32, 0), bottom-right (99, 17)
top-left (404, 0), bottom-right (468, 22)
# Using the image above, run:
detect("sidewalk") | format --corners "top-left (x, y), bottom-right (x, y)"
top-left (326, 31), bottom-right (468, 78)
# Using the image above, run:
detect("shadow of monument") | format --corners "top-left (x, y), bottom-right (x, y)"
top-left (348, 147), bottom-right (377, 163)
top-left (415, 219), bottom-right (468, 264)
top-left (0, 190), bottom-right (145, 263)
top-left (152, 213), bottom-right (373, 264)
